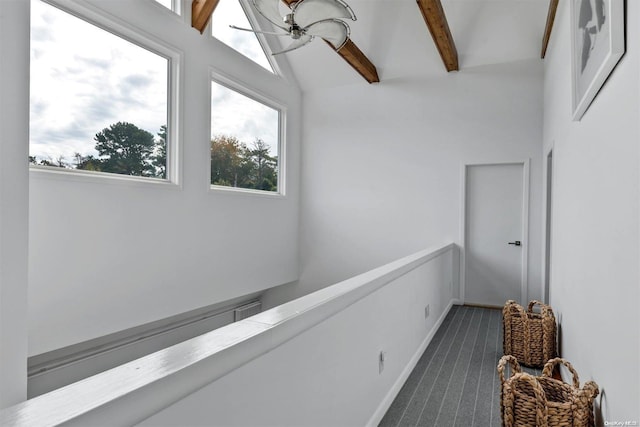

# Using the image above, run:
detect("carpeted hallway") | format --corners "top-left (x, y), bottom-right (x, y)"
top-left (379, 305), bottom-right (540, 427)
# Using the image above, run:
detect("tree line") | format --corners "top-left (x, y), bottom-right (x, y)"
top-left (210, 135), bottom-right (278, 192)
top-left (30, 121), bottom-right (278, 192)
top-left (30, 122), bottom-right (167, 178)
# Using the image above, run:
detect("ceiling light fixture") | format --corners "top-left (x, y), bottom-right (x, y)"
top-left (231, 0), bottom-right (356, 55)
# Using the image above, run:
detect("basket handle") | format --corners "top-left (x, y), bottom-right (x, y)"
top-left (502, 301), bottom-right (521, 356)
top-left (497, 355), bottom-right (521, 384)
top-left (527, 300), bottom-right (548, 313)
top-left (504, 373), bottom-right (549, 427)
top-left (528, 300), bottom-right (555, 321)
top-left (542, 358), bottom-right (580, 388)
top-left (582, 380), bottom-right (600, 399)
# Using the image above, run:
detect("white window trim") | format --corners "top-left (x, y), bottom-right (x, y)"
top-left (209, 68), bottom-right (287, 197)
top-left (148, 0), bottom-right (182, 16)
top-left (30, 0), bottom-right (183, 187)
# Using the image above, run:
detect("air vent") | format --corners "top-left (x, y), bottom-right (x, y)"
top-left (234, 301), bottom-right (262, 321)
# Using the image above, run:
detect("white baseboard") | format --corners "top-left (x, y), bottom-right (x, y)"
top-left (366, 299), bottom-right (455, 427)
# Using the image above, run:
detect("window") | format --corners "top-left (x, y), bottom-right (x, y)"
top-left (210, 0), bottom-right (274, 72)
top-left (211, 80), bottom-right (281, 193)
top-left (153, 0), bottom-right (180, 14)
top-left (30, 0), bottom-right (170, 179)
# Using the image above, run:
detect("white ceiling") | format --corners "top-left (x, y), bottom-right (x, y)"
top-left (268, 0), bottom-right (550, 90)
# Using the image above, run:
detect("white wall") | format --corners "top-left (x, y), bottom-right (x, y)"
top-left (0, 0), bottom-right (30, 407)
top-left (138, 247), bottom-right (455, 427)
top-left (290, 61), bottom-right (544, 302)
top-left (26, 0), bottom-right (302, 356)
top-left (542, 0), bottom-right (639, 422)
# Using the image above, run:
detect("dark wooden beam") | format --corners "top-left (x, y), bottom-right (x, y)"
top-left (192, 0), bottom-right (221, 34)
top-left (332, 39), bottom-right (379, 83)
top-left (417, 0), bottom-right (458, 72)
top-left (282, 0), bottom-right (379, 83)
top-left (541, 0), bottom-right (559, 58)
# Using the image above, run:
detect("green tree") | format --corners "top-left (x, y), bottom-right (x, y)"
top-left (93, 121), bottom-right (156, 176)
top-left (153, 125), bottom-right (167, 179)
top-left (246, 139), bottom-right (277, 191)
top-left (210, 135), bottom-right (278, 191)
top-left (29, 155), bottom-right (68, 168)
top-left (74, 152), bottom-right (102, 172)
top-left (210, 135), bottom-right (250, 187)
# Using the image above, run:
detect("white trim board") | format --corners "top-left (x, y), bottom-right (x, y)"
top-left (542, 146), bottom-right (554, 305)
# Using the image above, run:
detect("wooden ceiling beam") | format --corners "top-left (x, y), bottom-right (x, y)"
top-left (192, 0), bottom-right (221, 34)
top-left (331, 40), bottom-right (379, 84)
top-left (417, 0), bottom-right (458, 72)
top-left (281, 0), bottom-right (379, 83)
top-left (541, 0), bottom-right (559, 58)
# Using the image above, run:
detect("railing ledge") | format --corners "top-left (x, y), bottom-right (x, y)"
top-left (0, 242), bottom-right (457, 426)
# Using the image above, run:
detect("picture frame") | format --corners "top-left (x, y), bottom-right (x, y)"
top-left (571, 0), bottom-right (625, 121)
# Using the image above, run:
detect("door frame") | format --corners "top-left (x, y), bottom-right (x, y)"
top-left (459, 159), bottom-right (530, 306)
top-left (542, 147), bottom-right (554, 304)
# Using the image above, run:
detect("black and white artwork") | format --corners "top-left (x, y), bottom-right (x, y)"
top-left (571, 0), bottom-right (624, 120)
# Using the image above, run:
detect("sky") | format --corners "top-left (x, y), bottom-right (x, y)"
top-left (211, 81), bottom-right (279, 155)
top-left (29, 0), bottom-right (278, 165)
top-left (209, 0), bottom-right (274, 72)
top-left (210, 0), bottom-right (279, 155)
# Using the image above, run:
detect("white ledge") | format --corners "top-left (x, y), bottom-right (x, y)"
top-left (0, 243), bottom-right (456, 427)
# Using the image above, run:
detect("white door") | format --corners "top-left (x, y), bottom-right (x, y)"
top-left (465, 163), bottom-right (526, 307)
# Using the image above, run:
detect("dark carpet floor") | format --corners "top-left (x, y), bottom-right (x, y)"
top-left (379, 305), bottom-right (540, 427)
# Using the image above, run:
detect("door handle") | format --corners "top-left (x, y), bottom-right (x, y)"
top-left (508, 241), bottom-right (522, 246)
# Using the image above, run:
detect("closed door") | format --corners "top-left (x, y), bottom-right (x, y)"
top-left (465, 163), bottom-right (525, 307)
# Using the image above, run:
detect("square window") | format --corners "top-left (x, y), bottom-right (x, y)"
top-left (211, 80), bottom-right (281, 193)
top-left (30, 0), bottom-right (170, 179)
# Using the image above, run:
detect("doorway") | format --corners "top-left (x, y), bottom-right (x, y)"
top-left (462, 161), bottom-right (529, 307)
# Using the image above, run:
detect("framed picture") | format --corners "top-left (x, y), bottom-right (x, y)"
top-left (571, 0), bottom-right (625, 121)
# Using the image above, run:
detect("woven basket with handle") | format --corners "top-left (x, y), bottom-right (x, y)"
top-left (498, 355), bottom-right (599, 427)
top-left (503, 300), bottom-right (557, 367)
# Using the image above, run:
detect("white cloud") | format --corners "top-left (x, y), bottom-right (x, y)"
top-left (210, 0), bottom-right (280, 156)
top-left (30, 0), bottom-right (167, 163)
top-left (29, 0), bottom-right (278, 166)
top-left (210, 0), bottom-right (274, 72)
top-left (211, 81), bottom-right (279, 156)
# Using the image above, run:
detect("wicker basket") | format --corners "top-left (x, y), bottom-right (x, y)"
top-left (503, 300), bottom-right (557, 367)
top-left (498, 356), bottom-right (599, 427)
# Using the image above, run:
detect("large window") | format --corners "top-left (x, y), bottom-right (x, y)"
top-left (30, 0), bottom-right (171, 179)
top-left (210, 0), bottom-right (274, 72)
top-left (211, 80), bottom-right (281, 193)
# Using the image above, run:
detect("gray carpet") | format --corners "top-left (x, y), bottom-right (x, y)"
top-left (379, 305), bottom-right (540, 427)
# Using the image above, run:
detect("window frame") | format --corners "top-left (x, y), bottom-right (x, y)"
top-left (209, 69), bottom-right (286, 197)
top-left (29, 0), bottom-right (183, 187)
top-left (150, 0), bottom-right (181, 15)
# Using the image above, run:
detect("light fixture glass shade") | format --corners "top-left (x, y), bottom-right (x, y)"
top-left (293, 0), bottom-right (356, 28)
top-left (252, 0), bottom-right (287, 30)
top-left (305, 19), bottom-right (349, 50)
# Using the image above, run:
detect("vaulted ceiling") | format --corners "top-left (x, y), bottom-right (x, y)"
top-left (193, 0), bottom-right (557, 89)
